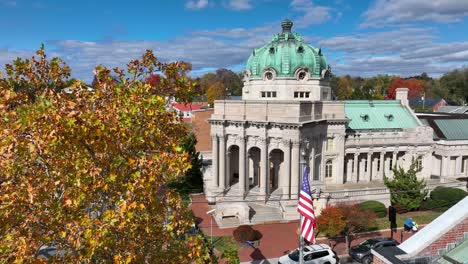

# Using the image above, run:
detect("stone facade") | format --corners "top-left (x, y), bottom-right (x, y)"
top-left (202, 20), bottom-right (468, 223)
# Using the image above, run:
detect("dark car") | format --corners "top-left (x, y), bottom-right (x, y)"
top-left (349, 237), bottom-right (398, 264)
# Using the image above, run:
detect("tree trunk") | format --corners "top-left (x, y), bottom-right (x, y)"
top-left (345, 234), bottom-right (350, 255)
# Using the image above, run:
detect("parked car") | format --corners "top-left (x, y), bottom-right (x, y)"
top-left (278, 244), bottom-right (339, 264)
top-left (349, 237), bottom-right (399, 264)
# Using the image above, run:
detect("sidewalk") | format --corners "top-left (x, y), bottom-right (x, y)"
top-left (189, 194), bottom-right (418, 263)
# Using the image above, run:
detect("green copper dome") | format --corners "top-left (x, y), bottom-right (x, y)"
top-left (246, 19), bottom-right (328, 79)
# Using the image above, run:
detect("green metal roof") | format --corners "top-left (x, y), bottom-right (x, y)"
top-left (246, 19), bottom-right (328, 78)
top-left (345, 100), bottom-right (420, 130)
top-left (434, 119), bottom-right (468, 140)
top-left (437, 239), bottom-right (468, 264)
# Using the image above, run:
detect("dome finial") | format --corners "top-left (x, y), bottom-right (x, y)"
top-left (281, 19), bottom-right (293, 33)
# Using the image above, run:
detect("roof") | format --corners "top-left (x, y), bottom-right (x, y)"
top-left (246, 19), bottom-right (328, 79)
top-left (344, 100), bottom-right (420, 130)
top-left (437, 105), bottom-right (468, 114)
top-left (191, 108), bottom-right (213, 153)
top-left (398, 197), bottom-right (468, 255)
top-left (409, 97), bottom-right (444, 109)
top-left (171, 103), bottom-right (204, 112)
top-left (437, 239), bottom-right (468, 264)
top-left (417, 113), bottom-right (468, 140)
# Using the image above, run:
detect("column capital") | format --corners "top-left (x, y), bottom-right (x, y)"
top-left (292, 140), bottom-right (301, 147)
top-left (211, 135), bottom-right (218, 141)
top-left (282, 139), bottom-right (291, 147)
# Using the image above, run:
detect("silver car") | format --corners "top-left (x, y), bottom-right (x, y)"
top-left (278, 244), bottom-right (339, 264)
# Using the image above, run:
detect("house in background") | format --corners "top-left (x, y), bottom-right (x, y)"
top-left (372, 197), bottom-right (468, 264)
top-left (437, 106), bottom-right (468, 114)
top-left (409, 97), bottom-right (448, 112)
top-left (169, 102), bottom-right (204, 123)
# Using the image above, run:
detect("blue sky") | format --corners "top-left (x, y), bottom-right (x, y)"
top-left (1, 0), bottom-right (468, 81)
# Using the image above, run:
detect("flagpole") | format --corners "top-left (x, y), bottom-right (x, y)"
top-left (299, 141), bottom-right (308, 264)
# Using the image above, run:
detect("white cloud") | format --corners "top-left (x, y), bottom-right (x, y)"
top-left (225, 0), bottom-right (252, 10)
top-left (290, 0), bottom-right (333, 28)
top-left (362, 0), bottom-right (468, 28)
top-left (318, 27), bottom-right (468, 77)
top-left (185, 0), bottom-right (209, 10)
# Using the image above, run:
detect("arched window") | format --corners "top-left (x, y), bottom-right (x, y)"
top-left (325, 160), bottom-right (333, 178)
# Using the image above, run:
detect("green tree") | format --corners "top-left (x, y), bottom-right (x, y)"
top-left (384, 161), bottom-right (428, 212)
top-left (0, 47), bottom-right (210, 262)
top-left (169, 133), bottom-right (204, 199)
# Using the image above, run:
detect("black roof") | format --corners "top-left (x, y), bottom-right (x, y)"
top-left (408, 97), bottom-right (444, 109)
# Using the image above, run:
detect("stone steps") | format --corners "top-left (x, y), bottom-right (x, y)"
top-left (248, 203), bottom-right (284, 224)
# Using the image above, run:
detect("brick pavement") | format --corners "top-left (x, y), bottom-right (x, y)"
top-left (189, 194), bottom-right (418, 263)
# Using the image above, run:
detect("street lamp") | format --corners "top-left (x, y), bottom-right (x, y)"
top-left (206, 209), bottom-right (217, 247)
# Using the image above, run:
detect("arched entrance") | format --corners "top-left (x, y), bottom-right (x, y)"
top-left (269, 149), bottom-right (284, 192)
top-left (228, 145), bottom-right (239, 186)
top-left (248, 147), bottom-right (260, 189)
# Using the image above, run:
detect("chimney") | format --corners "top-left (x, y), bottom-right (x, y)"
top-left (396, 88), bottom-right (409, 107)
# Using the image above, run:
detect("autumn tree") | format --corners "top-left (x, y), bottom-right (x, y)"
top-left (205, 81), bottom-right (226, 106)
top-left (199, 68), bottom-right (243, 105)
top-left (0, 47), bottom-right (211, 262)
top-left (386, 77), bottom-right (423, 100)
top-left (384, 161), bottom-right (428, 212)
top-left (317, 204), bottom-right (377, 254)
top-left (336, 75), bottom-right (354, 100)
top-left (316, 206), bottom-right (346, 238)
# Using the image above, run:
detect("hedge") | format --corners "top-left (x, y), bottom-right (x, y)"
top-left (421, 187), bottom-right (468, 211)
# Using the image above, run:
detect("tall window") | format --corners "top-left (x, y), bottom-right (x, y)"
top-left (389, 159), bottom-right (393, 171)
top-left (416, 156), bottom-right (423, 171)
top-left (325, 160), bottom-right (333, 178)
top-left (326, 137), bottom-right (335, 152)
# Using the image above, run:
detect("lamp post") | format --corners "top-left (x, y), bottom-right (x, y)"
top-left (206, 209), bottom-right (217, 247)
top-left (299, 139), bottom-right (309, 264)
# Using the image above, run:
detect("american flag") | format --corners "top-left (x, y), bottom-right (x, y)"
top-left (297, 166), bottom-right (317, 243)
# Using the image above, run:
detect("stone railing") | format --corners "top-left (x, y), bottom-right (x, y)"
top-left (211, 100), bottom-right (346, 123)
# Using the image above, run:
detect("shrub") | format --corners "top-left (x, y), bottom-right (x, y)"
top-left (420, 199), bottom-right (450, 212)
top-left (359, 201), bottom-right (387, 218)
top-left (233, 225), bottom-right (260, 243)
top-left (430, 187), bottom-right (467, 206)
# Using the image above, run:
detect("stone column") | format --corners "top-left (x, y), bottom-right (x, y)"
top-left (336, 135), bottom-right (346, 184)
top-left (379, 151), bottom-right (385, 179)
top-left (367, 152), bottom-right (372, 182)
top-left (226, 150), bottom-right (231, 187)
top-left (310, 145), bottom-right (316, 181)
top-left (291, 141), bottom-right (300, 199)
top-left (219, 136), bottom-right (226, 189)
top-left (441, 156), bottom-right (449, 179)
top-left (239, 137), bottom-right (246, 195)
top-left (456, 156), bottom-right (462, 176)
top-left (260, 138), bottom-right (268, 195)
top-left (320, 135), bottom-right (326, 181)
top-left (212, 135), bottom-right (219, 188)
top-left (284, 140), bottom-right (291, 198)
top-left (353, 153), bottom-right (359, 183)
top-left (359, 156), bottom-right (365, 182)
top-left (346, 155), bottom-right (353, 182)
top-left (392, 152), bottom-right (398, 170)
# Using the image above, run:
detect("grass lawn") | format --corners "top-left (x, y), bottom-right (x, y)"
top-left (211, 236), bottom-right (238, 253)
top-left (374, 211), bottom-right (443, 230)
